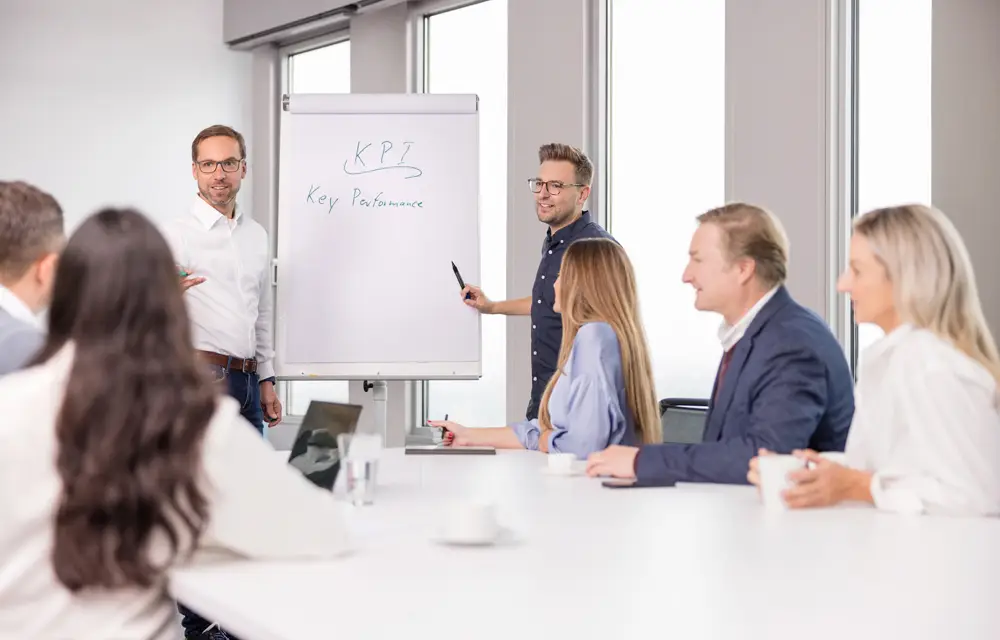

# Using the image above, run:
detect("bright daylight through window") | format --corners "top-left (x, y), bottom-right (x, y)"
top-left (608, 1), bottom-right (726, 401)
top-left (853, 0), bottom-right (932, 359)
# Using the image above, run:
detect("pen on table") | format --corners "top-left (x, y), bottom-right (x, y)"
top-left (451, 261), bottom-right (472, 300)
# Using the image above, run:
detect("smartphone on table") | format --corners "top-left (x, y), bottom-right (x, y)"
top-left (601, 476), bottom-right (678, 489)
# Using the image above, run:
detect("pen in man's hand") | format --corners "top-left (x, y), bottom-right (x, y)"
top-left (451, 262), bottom-right (472, 300)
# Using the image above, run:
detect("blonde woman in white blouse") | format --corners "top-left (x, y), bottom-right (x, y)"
top-left (749, 204), bottom-right (1000, 516)
top-left (0, 209), bottom-right (350, 640)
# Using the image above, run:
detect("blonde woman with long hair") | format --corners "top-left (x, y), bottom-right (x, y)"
top-left (429, 238), bottom-right (660, 458)
top-left (750, 204), bottom-right (1000, 516)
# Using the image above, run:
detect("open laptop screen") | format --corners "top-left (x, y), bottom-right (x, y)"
top-left (287, 401), bottom-right (362, 490)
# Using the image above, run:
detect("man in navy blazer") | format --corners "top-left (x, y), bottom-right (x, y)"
top-left (587, 203), bottom-right (854, 484)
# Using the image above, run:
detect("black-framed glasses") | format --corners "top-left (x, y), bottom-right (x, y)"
top-left (196, 158), bottom-right (244, 174)
top-left (527, 178), bottom-right (586, 195)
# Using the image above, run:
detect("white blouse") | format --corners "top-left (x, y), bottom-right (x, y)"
top-left (846, 324), bottom-right (1000, 516)
top-left (0, 345), bottom-right (351, 639)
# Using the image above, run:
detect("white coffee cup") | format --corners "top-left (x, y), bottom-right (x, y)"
top-left (441, 502), bottom-right (499, 544)
top-left (758, 454), bottom-right (806, 511)
top-left (547, 452), bottom-right (577, 475)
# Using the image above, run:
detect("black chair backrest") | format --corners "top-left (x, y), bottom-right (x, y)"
top-left (659, 398), bottom-right (709, 444)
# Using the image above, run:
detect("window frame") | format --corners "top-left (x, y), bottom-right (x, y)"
top-left (592, 0), bottom-right (610, 230)
top-left (846, 0), bottom-right (860, 373)
top-left (823, 0), bottom-right (858, 374)
top-left (586, 0), bottom-right (610, 229)
top-left (408, 0), bottom-right (499, 96)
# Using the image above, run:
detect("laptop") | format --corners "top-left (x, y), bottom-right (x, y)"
top-left (286, 401), bottom-right (363, 490)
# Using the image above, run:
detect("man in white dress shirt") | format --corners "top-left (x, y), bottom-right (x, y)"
top-left (0, 181), bottom-right (64, 375)
top-left (165, 126), bottom-right (281, 638)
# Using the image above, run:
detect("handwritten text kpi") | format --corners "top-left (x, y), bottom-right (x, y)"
top-left (343, 140), bottom-right (423, 179)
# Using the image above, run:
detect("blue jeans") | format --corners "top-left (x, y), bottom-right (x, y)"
top-left (219, 366), bottom-right (263, 433)
top-left (178, 367), bottom-right (262, 638)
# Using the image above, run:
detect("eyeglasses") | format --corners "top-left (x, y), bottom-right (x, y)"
top-left (196, 158), bottom-right (244, 174)
top-left (527, 179), bottom-right (586, 195)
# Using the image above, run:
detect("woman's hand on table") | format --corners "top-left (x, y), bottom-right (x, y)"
top-left (426, 420), bottom-right (472, 446)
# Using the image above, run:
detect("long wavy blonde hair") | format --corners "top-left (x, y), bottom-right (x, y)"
top-left (854, 204), bottom-right (1000, 383)
top-left (538, 238), bottom-right (661, 444)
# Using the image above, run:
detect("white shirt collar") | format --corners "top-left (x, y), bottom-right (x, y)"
top-left (718, 286), bottom-right (780, 352)
top-left (190, 194), bottom-right (241, 230)
top-left (860, 322), bottom-right (914, 363)
top-left (0, 285), bottom-right (41, 329)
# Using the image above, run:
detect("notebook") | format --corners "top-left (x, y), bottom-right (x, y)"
top-left (404, 444), bottom-right (496, 455)
top-left (286, 401), bottom-right (363, 490)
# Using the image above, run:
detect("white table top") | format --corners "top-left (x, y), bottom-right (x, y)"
top-left (171, 449), bottom-right (1000, 640)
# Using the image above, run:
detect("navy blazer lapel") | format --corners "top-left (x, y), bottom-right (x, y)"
top-left (744, 286), bottom-right (792, 339)
top-left (702, 287), bottom-right (793, 441)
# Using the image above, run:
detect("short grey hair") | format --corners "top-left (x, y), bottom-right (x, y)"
top-left (0, 181), bottom-right (65, 280)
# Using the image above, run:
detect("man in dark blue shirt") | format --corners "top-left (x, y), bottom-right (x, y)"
top-left (461, 143), bottom-right (614, 420)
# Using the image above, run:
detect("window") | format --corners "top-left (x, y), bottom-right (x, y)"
top-left (421, 0), bottom-right (508, 426)
top-left (607, 1), bottom-right (726, 400)
top-left (852, 0), bottom-right (932, 361)
top-left (288, 40), bottom-right (351, 93)
top-left (285, 38), bottom-right (352, 414)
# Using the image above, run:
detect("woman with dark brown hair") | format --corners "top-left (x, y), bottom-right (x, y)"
top-left (0, 209), bottom-right (349, 639)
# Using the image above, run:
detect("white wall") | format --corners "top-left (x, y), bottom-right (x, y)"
top-left (0, 0), bottom-right (253, 230)
top-left (223, 0), bottom-right (357, 43)
top-left (933, 0), bottom-right (1000, 336)
top-left (726, 0), bottom-right (838, 320)
top-left (350, 2), bottom-right (409, 93)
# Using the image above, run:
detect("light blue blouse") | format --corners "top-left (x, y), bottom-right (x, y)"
top-left (510, 321), bottom-right (637, 458)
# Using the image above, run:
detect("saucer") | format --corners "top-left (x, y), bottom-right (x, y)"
top-left (541, 465), bottom-right (584, 477)
top-left (432, 526), bottom-right (516, 548)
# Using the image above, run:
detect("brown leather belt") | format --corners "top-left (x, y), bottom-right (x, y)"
top-left (198, 350), bottom-right (258, 374)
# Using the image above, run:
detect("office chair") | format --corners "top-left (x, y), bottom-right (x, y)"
top-left (659, 398), bottom-right (709, 444)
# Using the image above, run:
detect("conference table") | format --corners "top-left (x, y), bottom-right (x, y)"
top-left (170, 448), bottom-right (999, 640)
